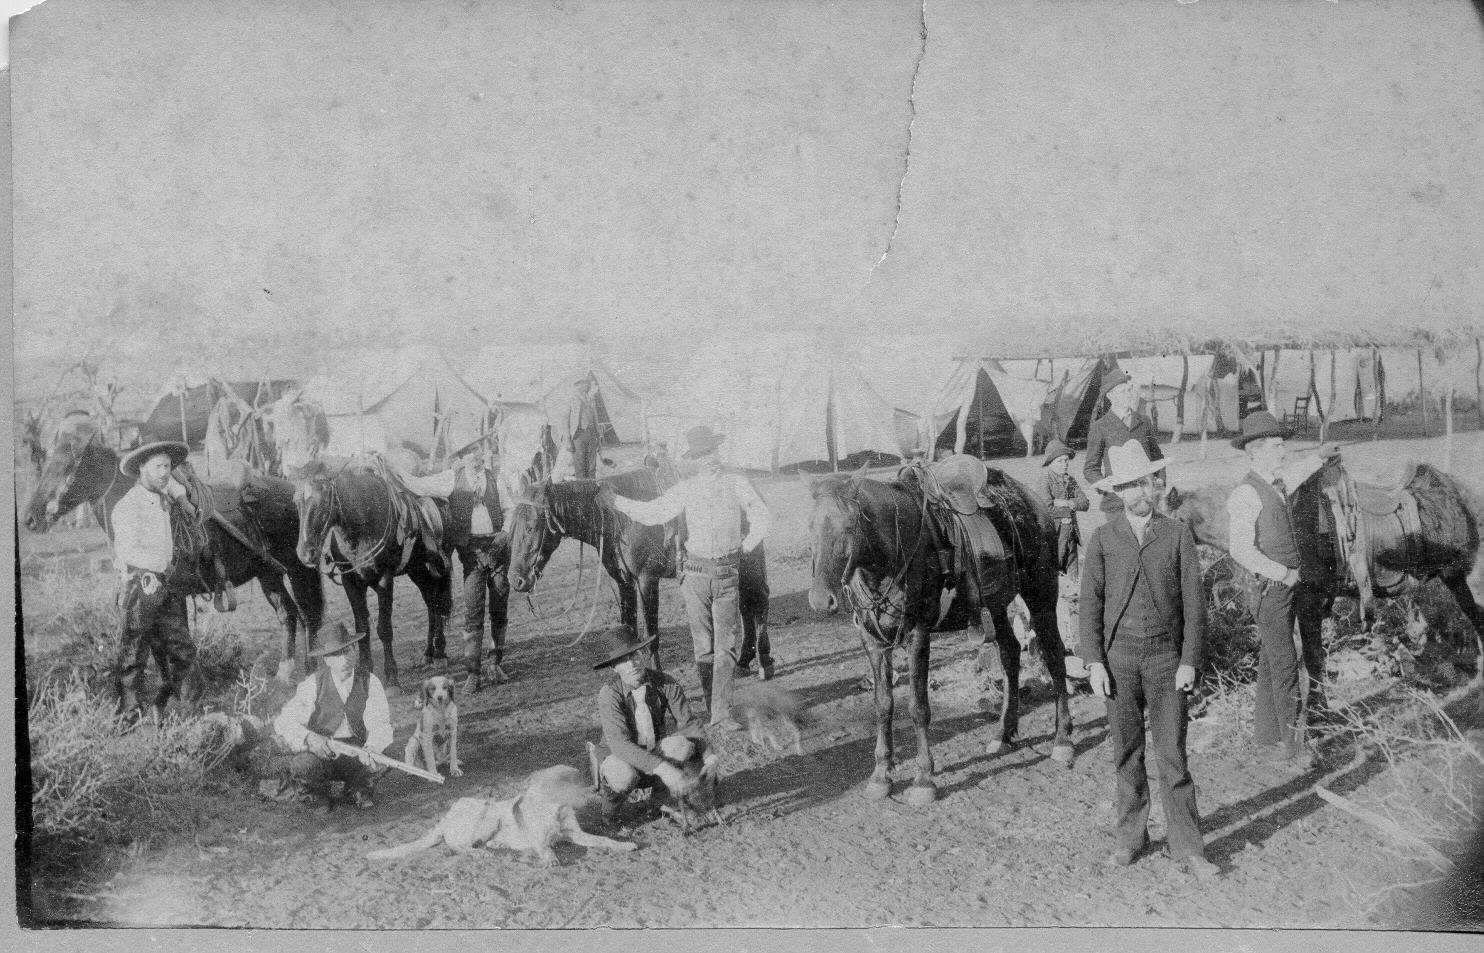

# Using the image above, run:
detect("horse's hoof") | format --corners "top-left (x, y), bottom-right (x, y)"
top-left (1051, 744), bottom-right (1076, 767)
top-left (906, 784), bottom-right (937, 807)
top-left (274, 659), bottom-right (296, 685)
top-left (863, 780), bottom-right (892, 801)
top-left (986, 738), bottom-right (1012, 757)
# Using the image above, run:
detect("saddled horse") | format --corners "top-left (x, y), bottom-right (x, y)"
top-left (505, 468), bottom-right (769, 672)
top-left (264, 390), bottom-right (331, 477)
top-left (807, 465), bottom-right (1074, 806)
top-left (293, 455), bottom-right (454, 688)
top-left (1166, 456), bottom-right (1484, 644)
top-left (22, 415), bottom-right (325, 678)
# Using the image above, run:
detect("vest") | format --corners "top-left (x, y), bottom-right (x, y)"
top-left (306, 668), bottom-right (370, 744)
top-left (1245, 470), bottom-right (1300, 570)
top-left (446, 476), bottom-right (503, 546)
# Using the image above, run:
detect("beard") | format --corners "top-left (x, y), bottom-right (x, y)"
top-left (1125, 496), bottom-right (1154, 517)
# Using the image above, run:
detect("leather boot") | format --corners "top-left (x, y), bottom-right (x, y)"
top-left (489, 626), bottom-right (510, 683)
top-left (696, 662), bottom-right (714, 715)
top-left (461, 629), bottom-right (482, 694)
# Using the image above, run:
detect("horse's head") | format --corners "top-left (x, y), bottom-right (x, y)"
top-left (292, 462), bottom-right (338, 567)
top-left (23, 416), bottom-right (105, 533)
top-left (1159, 482), bottom-right (1228, 550)
top-left (806, 474), bottom-right (868, 614)
top-left (267, 392), bottom-right (329, 478)
top-left (506, 480), bottom-right (562, 593)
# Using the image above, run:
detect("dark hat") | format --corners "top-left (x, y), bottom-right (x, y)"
top-left (119, 440), bottom-right (189, 477)
top-left (1041, 439), bottom-right (1074, 466)
top-left (1231, 410), bottom-right (1293, 450)
top-left (591, 624), bottom-right (657, 670)
top-left (309, 622), bottom-right (367, 658)
top-left (931, 453), bottom-right (987, 516)
top-left (1098, 369), bottom-right (1133, 403)
top-left (682, 425), bottom-right (726, 459)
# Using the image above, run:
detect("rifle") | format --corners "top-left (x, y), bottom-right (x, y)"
top-left (325, 738), bottom-right (445, 784)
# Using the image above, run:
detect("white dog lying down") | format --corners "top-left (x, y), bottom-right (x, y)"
top-left (367, 765), bottom-right (636, 866)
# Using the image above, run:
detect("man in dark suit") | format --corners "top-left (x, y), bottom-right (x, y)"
top-left (447, 438), bottom-right (512, 694)
top-left (1080, 440), bottom-right (1217, 879)
top-left (1083, 369), bottom-right (1164, 513)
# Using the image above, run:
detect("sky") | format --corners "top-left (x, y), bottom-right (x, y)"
top-left (2, 0), bottom-right (40, 66)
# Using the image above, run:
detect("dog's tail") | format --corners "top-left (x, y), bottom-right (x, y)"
top-left (366, 827), bottom-right (443, 860)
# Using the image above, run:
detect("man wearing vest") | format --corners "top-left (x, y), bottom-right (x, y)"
top-left (447, 439), bottom-right (514, 694)
top-left (112, 441), bottom-right (202, 721)
top-left (1080, 441), bottom-right (1217, 879)
top-left (274, 623), bottom-right (394, 812)
top-left (1083, 370), bottom-right (1164, 514)
top-left (1226, 411), bottom-right (1333, 766)
top-left (562, 375), bottom-right (602, 481)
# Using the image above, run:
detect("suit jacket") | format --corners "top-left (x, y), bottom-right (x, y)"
top-left (1078, 511), bottom-right (1206, 671)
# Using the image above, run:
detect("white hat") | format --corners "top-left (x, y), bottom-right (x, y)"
top-left (1093, 440), bottom-right (1167, 492)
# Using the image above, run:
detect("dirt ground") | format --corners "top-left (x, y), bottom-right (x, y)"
top-left (18, 429), bottom-right (1484, 929)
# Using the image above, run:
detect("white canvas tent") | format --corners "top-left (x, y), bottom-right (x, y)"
top-left (464, 344), bottom-right (645, 445)
top-left (301, 347), bottom-right (489, 462)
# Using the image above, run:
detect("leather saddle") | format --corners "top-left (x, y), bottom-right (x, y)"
top-left (1352, 460), bottom-right (1419, 516)
top-left (1323, 459), bottom-right (1424, 600)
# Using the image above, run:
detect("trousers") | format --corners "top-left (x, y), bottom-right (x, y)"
top-left (1252, 579), bottom-right (1304, 746)
top-left (115, 575), bottom-right (197, 713)
top-left (456, 535), bottom-right (510, 676)
top-left (680, 566), bottom-right (741, 724)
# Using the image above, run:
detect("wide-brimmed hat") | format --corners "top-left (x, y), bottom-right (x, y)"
top-left (1231, 410), bottom-right (1293, 450)
top-left (1041, 439), bottom-right (1074, 466)
top-left (119, 441), bottom-right (189, 477)
top-left (1098, 369), bottom-right (1133, 403)
top-left (931, 453), bottom-right (988, 516)
top-left (309, 622), bottom-right (367, 658)
top-left (1093, 440), bottom-right (1168, 492)
top-left (682, 425), bottom-right (726, 459)
top-left (452, 432), bottom-right (497, 462)
top-left (592, 624), bottom-right (658, 670)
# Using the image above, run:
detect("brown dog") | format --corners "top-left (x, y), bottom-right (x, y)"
top-left (366, 766), bottom-right (636, 865)
top-left (734, 683), bottom-right (807, 757)
top-left (654, 736), bottom-right (723, 834)
top-left (405, 675), bottom-right (461, 778)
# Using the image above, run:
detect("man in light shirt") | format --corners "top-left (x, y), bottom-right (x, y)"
top-left (111, 441), bottom-right (200, 720)
top-left (274, 622), bottom-right (394, 812)
top-left (1225, 411), bottom-right (1336, 766)
top-left (561, 375), bottom-right (602, 480)
top-left (599, 425), bottom-right (770, 731)
top-left (447, 439), bottom-right (513, 694)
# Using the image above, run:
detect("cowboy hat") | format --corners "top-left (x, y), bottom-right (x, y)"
top-left (1231, 410), bottom-right (1293, 450)
top-left (682, 425), bottom-right (726, 459)
top-left (452, 431), bottom-right (497, 462)
top-left (931, 453), bottom-right (988, 516)
top-left (1097, 369), bottom-right (1133, 403)
top-left (1092, 440), bottom-right (1168, 492)
top-left (119, 440), bottom-right (189, 477)
top-left (308, 622), bottom-right (367, 658)
top-left (1041, 439), bottom-right (1074, 466)
top-left (591, 624), bottom-right (658, 670)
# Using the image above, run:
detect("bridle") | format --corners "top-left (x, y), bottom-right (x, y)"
top-left (299, 462), bottom-right (401, 579)
top-left (814, 478), bottom-right (931, 636)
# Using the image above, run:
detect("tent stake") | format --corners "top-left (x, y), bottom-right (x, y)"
top-left (1418, 349), bottom-right (1428, 438)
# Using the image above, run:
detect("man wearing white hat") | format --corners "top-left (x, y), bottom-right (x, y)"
top-left (1080, 440), bottom-right (1216, 879)
top-left (112, 440), bottom-right (200, 720)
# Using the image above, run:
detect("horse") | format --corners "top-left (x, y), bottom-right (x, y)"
top-left (264, 390), bottom-right (331, 477)
top-left (292, 455), bottom-right (454, 688)
top-left (1165, 456), bottom-right (1484, 646)
top-left (22, 415), bottom-right (325, 680)
top-left (505, 468), bottom-right (770, 672)
top-left (806, 465), bottom-right (1075, 806)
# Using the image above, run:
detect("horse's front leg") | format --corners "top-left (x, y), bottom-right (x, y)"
top-left (1029, 606), bottom-right (1076, 766)
top-left (374, 571), bottom-right (399, 689)
top-left (905, 623), bottom-right (936, 805)
top-left (418, 563), bottom-right (451, 663)
top-left (259, 574), bottom-right (301, 684)
top-left (344, 577), bottom-right (374, 676)
top-left (864, 642), bottom-right (895, 801)
top-left (985, 605), bottom-right (1021, 756)
top-left (639, 571), bottom-right (663, 672)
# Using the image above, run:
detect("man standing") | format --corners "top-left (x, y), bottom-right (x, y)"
top-left (1225, 411), bottom-right (1332, 765)
top-left (600, 425), bottom-right (770, 731)
top-left (447, 439), bottom-right (513, 694)
top-left (1080, 440), bottom-right (1217, 878)
top-left (112, 440), bottom-right (200, 721)
top-left (562, 375), bottom-right (602, 481)
top-left (590, 625), bottom-right (713, 827)
top-left (1083, 370), bottom-right (1164, 513)
top-left (273, 622), bottom-right (394, 812)
top-left (1040, 438), bottom-right (1089, 578)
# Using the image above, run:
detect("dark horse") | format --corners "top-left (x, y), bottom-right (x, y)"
top-left (292, 456), bottom-right (453, 688)
top-left (807, 465), bottom-right (1075, 806)
top-left (1167, 457), bottom-right (1484, 654)
top-left (22, 416), bottom-right (325, 678)
top-left (505, 469), bottom-right (768, 671)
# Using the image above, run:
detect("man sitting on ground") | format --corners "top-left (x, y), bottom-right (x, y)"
top-left (273, 623), bottom-right (394, 813)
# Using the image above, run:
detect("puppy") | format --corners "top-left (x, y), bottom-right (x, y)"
top-left (367, 765), bottom-right (636, 866)
top-left (734, 683), bottom-right (807, 757)
top-left (404, 675), bottom-right (462, 778)
top-left (656, 736), bottom-right (723, 834)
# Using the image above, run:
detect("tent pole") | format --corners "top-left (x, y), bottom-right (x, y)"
top-left (1172, 353), bottom-right (1188, 445)
top-left (1325, 350), bottom-right (1337, 443)
top-left (179, 380), bottom-right (189, 444)
top-left (1372, 347), bottom-right (1383, 442)
top-left (1418, 349), bottom-right (1428, 438)
top-left (1445, 385), bottom-right (1454, 472)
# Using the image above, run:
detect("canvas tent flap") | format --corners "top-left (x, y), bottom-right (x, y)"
top-left (141, 379), bottom-right (299, 447)
top-left (464, 344), bottom-right (644, 445)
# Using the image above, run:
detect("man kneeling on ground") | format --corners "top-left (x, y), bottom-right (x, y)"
top-left (273, 623), bottom-right (393, 813)
top-left (591, 624), bottom-right (715, 827)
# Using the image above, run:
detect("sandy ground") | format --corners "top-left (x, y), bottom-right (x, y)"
top-left (18, 428), bottom-right (1484, 929)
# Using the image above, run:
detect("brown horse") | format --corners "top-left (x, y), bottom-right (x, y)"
top-left (22, 416), bottom-right (325, 677)
top-left (293, 455), bottom-right (453, 688)
top-left (807, 465), bottom-right (1075, 806)
top-left (505, 468), bottom-right (769, 672)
